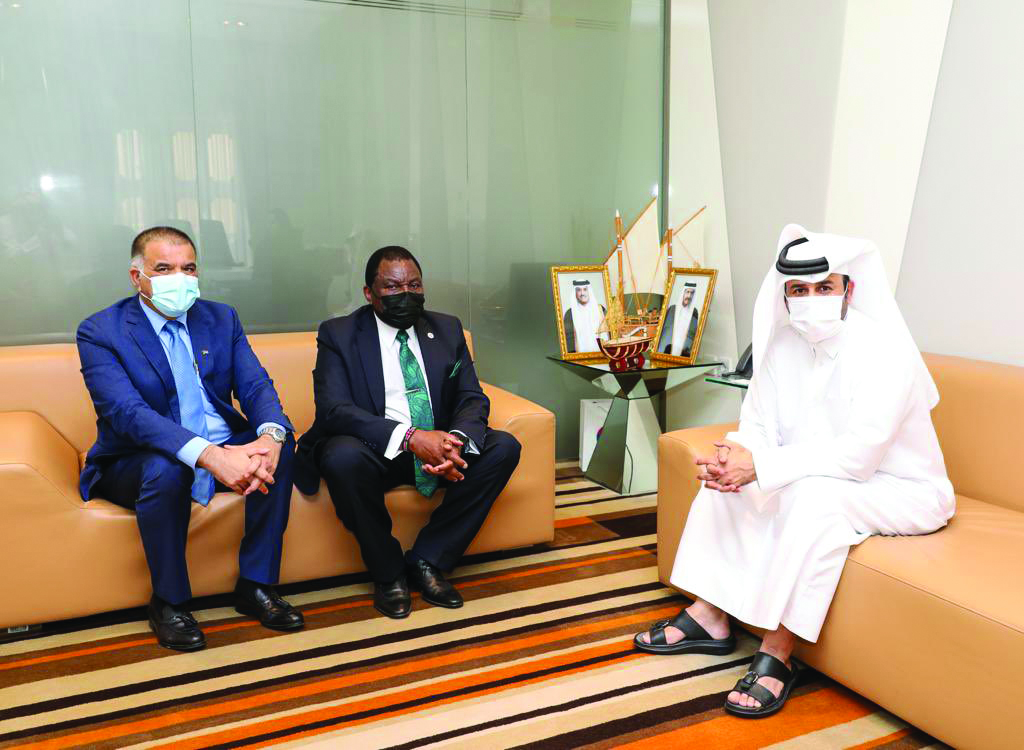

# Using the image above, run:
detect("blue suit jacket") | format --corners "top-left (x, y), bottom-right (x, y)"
top-left (76, 296), bottom-right (293, 500)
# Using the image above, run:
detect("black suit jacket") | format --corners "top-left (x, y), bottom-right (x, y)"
top-left (295, 305), bottom-right (489, 494)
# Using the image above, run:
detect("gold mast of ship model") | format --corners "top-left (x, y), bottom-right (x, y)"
top-left (598, 211), bottom-right (628, 342)
top-left (614, 210), bottom-right (625, 306)
top-left (672, 205), bottom-right (706, 268)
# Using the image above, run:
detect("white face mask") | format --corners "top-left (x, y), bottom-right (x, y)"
top-left (787, 295), bottom-right (845, 343)
top-left (139, 271), bottom-right (200, 318)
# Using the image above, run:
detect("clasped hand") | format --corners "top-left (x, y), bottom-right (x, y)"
top-left (198, 434), bottom-right (282, 496)
top-left (409, 429), bottom-right (468, 482)
top-left (695, 439), bottom-right (756, 493)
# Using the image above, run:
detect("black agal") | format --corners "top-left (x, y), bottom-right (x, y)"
top-left (775, 237), bottom-right (829, 275)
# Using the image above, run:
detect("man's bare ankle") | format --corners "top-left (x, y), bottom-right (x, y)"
top-left (686, 605), bottom-right (730, 637)
top-left (758, 644), bottom-right (792, 666)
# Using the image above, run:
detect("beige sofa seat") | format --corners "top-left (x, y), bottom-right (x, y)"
top-left (0, 330), bottom-right (555, 628)
top-left (655, 353), bottom-right (1024, 750)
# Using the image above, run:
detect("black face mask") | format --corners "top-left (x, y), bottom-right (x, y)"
top-left (376, 291), bottom-right (425, 330)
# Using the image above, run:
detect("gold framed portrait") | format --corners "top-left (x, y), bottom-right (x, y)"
top-left (551, 265), bottom-right (613, 360)
top-left (651, 267), bottom-right (718, 365)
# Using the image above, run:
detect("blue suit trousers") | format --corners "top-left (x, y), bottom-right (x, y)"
top-left (93, 430), bottom-right (294, 605)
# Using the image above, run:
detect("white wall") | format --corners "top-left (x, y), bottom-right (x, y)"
top-left (665, 0), bottom-right (741, 430)
top-left (708, 0), bottom-right (953, 350)
top-left (824, 0), bottom-right (950, 289)
top-left (896, 0), bottom-right (1024, 366)
top-left (706, 0), bottom-right (847, 348)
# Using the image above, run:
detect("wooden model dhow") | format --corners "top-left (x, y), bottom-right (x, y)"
top-left (596, 200), bottom-right (709, 371)
top-left (597, 198), bottom-right (662, 370)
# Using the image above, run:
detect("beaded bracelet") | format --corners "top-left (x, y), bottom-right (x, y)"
top-left (402, 426), bottom-right (418, 452)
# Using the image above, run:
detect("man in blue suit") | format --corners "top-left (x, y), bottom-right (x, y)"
top-left (77, 226), bottom-right (304, 651)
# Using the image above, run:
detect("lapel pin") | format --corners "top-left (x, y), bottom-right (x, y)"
top-left (427, 332), bottom-right (435, 339)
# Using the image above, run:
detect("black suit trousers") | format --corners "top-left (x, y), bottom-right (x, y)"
top-left (316, 428), bottom-right (521, 582)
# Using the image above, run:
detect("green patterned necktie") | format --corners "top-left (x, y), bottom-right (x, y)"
top-left (396, 329), bottom-right (438, 497)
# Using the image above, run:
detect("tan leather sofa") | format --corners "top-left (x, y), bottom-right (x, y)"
top-left (656, 353), bottom-right (1024, 750)
top-left (0, 331), bottom-right (555, 629)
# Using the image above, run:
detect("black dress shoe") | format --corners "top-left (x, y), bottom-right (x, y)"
top-left (374, 575), bottom-right (412, 619)
top-left (407, 558), bottom-right (463, 609)
top-left (148, 596), bottom-right (206, 651)
top-left (234, 579), bottom-right (305, 631)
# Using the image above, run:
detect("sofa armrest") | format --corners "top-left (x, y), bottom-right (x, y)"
top-left (482, 383), bottom-right (555, 433)
top-left (478, 382), bottom-right (556, 546)
top-left (656, 422), bottom-right (737, 582)
top-left (0, 411), bottom-right (82, 510)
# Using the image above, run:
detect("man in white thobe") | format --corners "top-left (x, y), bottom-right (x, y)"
top-left (563, 279), bottom-right (607, 353)
top-left (634, 224), bottom-right (954, 718)
top-left (658, 282), bottom-right (700, 356)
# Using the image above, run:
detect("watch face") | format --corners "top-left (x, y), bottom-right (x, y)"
top-left (262, 427), bottom-right (286, 442)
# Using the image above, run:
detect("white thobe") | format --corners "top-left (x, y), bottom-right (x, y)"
top-left (670, 301), bottom-right (696, 355)
top-left (669, 309), bottom-right (955, 642)
top-left (570, 297), bottom-right (605, 350)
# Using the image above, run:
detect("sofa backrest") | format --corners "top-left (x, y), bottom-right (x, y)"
top-left (924, 352), bottom-right (1024, 513)
top-left (247, 332), bottom-right (318, 435)
top-left (0, 343), bottom-right (96, 453)
top-left (0, 328), bottom-right (476, 452)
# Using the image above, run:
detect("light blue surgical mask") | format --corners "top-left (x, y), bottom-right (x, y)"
top-left (139, 271), bottom-right (200, 318)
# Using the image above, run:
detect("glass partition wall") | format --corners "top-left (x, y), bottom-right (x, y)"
top-left (0, 0), bottom-right (664, 457)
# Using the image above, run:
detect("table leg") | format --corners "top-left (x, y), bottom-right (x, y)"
top-left (585, 395), bottom-right (662, 495)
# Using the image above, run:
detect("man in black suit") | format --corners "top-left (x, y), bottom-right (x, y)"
top-left (296, 246), bottom-right (521, 619)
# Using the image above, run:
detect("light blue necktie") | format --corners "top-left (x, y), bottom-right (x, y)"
top-left (163, 320), bottom-right (214, 505)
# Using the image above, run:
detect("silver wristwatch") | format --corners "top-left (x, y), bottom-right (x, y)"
top-left (258, 425), bottom-right (287, 444)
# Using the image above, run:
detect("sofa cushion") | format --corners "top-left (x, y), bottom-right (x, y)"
top-left (847, 494), bottom-right (1024, 634)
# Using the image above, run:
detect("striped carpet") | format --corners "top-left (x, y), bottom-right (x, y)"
top-left (0, 464), bottom-right (948, 750)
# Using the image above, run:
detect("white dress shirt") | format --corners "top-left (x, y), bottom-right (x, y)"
top-left (375, 313), bottom-right (479, 460)
top-left (376, 315), bottom-right (433, 459)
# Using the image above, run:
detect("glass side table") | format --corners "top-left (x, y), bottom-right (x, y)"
top-left (704, 374), bottom-right (750, 390)
top-left (549, 356), bottom-right (723, 494)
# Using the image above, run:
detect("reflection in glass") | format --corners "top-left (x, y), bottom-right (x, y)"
top-left (0, 0), bottom-right (664, 457)
top-left (172, 132), bottom-right (197, 181)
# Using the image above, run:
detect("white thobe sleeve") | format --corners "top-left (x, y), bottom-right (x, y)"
top-left (725, 357), bottom-right (781, 457)
top-left (753, 350), bottom-right (917, 494)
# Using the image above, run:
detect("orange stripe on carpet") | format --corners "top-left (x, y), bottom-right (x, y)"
top-left (1, 548), bottom-right (648, 674)
top-left (0, 638), bottom-right (158, 672)
top-left (555, 516), bottom-right (592, 528)
top-left (305, 549), bottom-right (650, 615)
top-left (615, 686), bottom-right (875, 750)
top-left (16, 607), bottom-right (674, 750)
top-left (177, 641), bottom-right (644, 750)
top-left (465, 548), bottom-right (651, 587)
